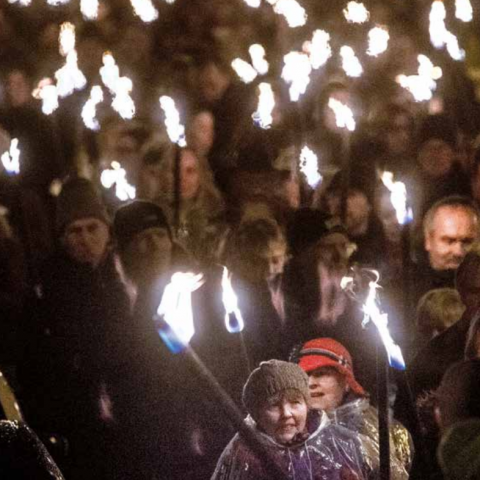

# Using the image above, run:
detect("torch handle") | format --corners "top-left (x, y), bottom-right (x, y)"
top-left (377, 342), bottom-right (390, 480)
top-left (184, 347), bottom-right (290, 480)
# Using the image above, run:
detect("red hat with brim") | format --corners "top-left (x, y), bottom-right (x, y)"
top-left (298, 338), bottom-right (366, 397)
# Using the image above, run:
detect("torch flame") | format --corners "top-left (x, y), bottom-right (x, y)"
top-left (32, 78), bottom-right (59, 115)
top-left (231, 59), bottom-right (258, 84)
top-left (1, 138), bottom-right (20, 175)
top-left (267, 0), bottom-right (307, 28)
top-left (340, 46), bottom-right (363, 78)
top-left (159, 96), bottom-right (187, 146)
top-left (343, 1), bottom-right (370, 23)
top-left (252, 82), bottom-right (275, 129)
top-left (381, 171), bottom-right (412, 225)
top-left (303, 30), bottom-right (332, 69)
top-left (249, 44), bottom-right (269, 76)
top-left (341, 271), bottom-right (405, 370)
top-left (222, 267), bottom-right (245, 333)
top-left (281, 51), bottom-right (312, 102)
top-left (130, 0), bottom-right (159, 22)
top-left (81, 0), bottom-right (99, 20)
top-left (300, 146), bottom-right (322, 188)
top-left (100, 161), bottom-right (136, 201)
top-left (367, 26), bottom-right (389, 57)
top-left (156, 272), bottom-right (204, 353)
top-left (82, 86), bottom-right (104, 131)
top-left (328, 97), bottom-right (356, 132)
top-left (456, 0), bottom-right (473, 22)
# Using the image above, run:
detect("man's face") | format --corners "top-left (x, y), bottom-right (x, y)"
top-left (425, 206), bottom-right (479, 271)
top-left (257, 393), bottom-right (308, 444)
top-left (63, 218), bottom-right (110, 267)
top-left (308, 367), bottom-right (347, 412)
top-left (345, 191), bottom-right (371, 235)
top-left (129, 227), bottom-right (173, 279)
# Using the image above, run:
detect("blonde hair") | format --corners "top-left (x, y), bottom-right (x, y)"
top-left (416, 288), bottom-right (465, 336)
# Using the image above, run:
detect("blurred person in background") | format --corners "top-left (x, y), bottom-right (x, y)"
top-left (155, 146), bottom-right (227, 267)
top-left (413, 288), bottom-right (465, 355)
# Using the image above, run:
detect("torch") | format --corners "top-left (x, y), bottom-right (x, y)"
top-left (328, 97), bottom-right (355, 224)
top-left (342, 269), bottom-right (406, 480)
top-left (221, 267), bottom-right (252, 376)
top-left (154, 272), bottom-right (289, 480)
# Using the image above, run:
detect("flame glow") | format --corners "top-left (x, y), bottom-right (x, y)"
top-left (130, 0), bottom-right (159, 22)
top-left (156, 272), bottom-right (204, 353)
top-left (340, 46), bottom-right (363, 78)
top-left (328, 97), bottom-right (356, 132)
top-left (81, 0), bottom-right (99, 20)
top-left (82, 86), bottom-right (104, 131)
top-left (100, 53), bottom-right (135, 119)
top-left (249, 44), bottom-right (269, 76)
top-left (32, 78), bottom-right (59, 115)
top-left (342, 271), bottom-right (406, 370)
top-left (367, 26), bottom-right (389, 57)
top-left (1, 139), bottom-right (20, 175)
top-left (381, 171), bottom-right (412, 225)
top-left (47, 0), bottom-right (69, 5)
top-left (159, 96), bottom-right (187, 147)
top-left (7, 0), bottom-right (32, 6)
top-left (300, 146), bottom-right (322, 188)
top-left (100, 161), bottom-right (136, 201)
top-left (252, 82), bottom-right (275, 129)
top-left (343, 1), bottom-right (370, 23)
top-left (243, 0), bottom-right (261, 6)
top-left (282, 51), bottom-right (312, 101)
top-left (59, 22), bottom-right (76, 57)
top-left (231, 58), bottom-right (258, 84)
top-left (456, 0), bottom-right (473, 22)
top-left (267, 0), bottom-right (307, 27)
top-left (303, 30), bottom-right (332, 69)
top-left (222, 267), bottom-right (245, 333)
top-left (55, 24), bottom-right (86, 98)
top-left (396, 54), bottom-right (442, 102)
top-left (429, 1), bottom-right (465, 60)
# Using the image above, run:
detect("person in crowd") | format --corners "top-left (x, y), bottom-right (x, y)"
top-left (436, 360), bottom-right (480, 480)
top-left (211, 359), bottom-right (367, 480)
top-left (294, 337), bottom-right (412, 479)
top-left (469, 145), bottom-right (480, 208)
top-left (114, 200), bottom-right (237, 479)
top-left (320, 175), bottom-right (389, 273)
top-left (195, 54), bottom-right (257, 190)
top-left (18, 178), bottom-right (132, 480)
top-left (155, 146), bottom-right (227, 266)
top-left (223, 215), bottom-right (288, 364)
top-left (408, 114), bottom-right (470, 223)
top-left (0, 65), bottom-right (63, 210)
top-left (465, 312), bottom-right (480, 359)
top-left (396, 243), bottom-right (480, 446)
top-left (413, 288), bottom-right (465, 354)
top-left (405, 195), bottom-right (480, 329)
top-left (186, 109), bottom-right (215, 161)
top-left (436, 358), bottom-right (480, 433)
top-left (377, 103), bottom-right (416, 179)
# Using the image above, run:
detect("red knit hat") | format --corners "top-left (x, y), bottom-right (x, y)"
top-left (297, 338), bottom-right (366, 397)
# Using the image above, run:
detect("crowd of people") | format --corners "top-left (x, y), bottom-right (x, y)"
top-left (2, 0), bottom-right (480, 478)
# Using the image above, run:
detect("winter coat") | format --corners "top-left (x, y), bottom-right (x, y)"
top-left (328, 398), bottom-right (412, 480)
top-left (211, 411), bottom-right (369, 480)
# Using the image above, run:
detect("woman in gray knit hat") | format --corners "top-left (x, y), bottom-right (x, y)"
top-left (211, 360), bottom-right (367, 480)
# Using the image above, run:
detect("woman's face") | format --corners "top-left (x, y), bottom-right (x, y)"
top-left (180, 150), bottom-right (201, 200)
top-left (257, 393), bottom-right (308, 444)
top-left (308, 367), bottom-right (347, 412)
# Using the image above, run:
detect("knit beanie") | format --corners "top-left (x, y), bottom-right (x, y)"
top-left (56, 178), bottom-right (109, 235)
top-left (416, 114), bottom-right (458, 151)
top-left (436, 359), bottom-right (480, 429)
top-left (242, 360), bottom-right (309, 419)
top-left (114, 200), bottom-right (172, 251)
